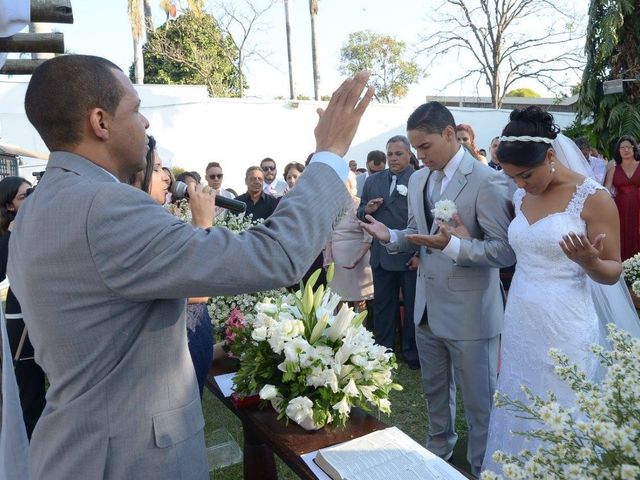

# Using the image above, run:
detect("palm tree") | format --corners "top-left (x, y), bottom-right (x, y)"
top-left (577, 0), bottom-right (640, 153)
top-left (128, 0), bottom-right (144, 84)
top-left (309, 0), bottom-right (319, 100)
top-left (284, 0), bottom-right (295, 99)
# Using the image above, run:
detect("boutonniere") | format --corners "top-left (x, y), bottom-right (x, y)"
top-left (396, 184), bottom-right (408, 196)
top-left (431, 199), bottom-right (457, 221)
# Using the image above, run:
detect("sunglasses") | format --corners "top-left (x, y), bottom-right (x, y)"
top-left (262, 166), bottom-right (276, 171)
top-left (208, 174), bottom-right (223, 179)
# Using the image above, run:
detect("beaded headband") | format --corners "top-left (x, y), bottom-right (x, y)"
top-left (498, 135), bottom-right (554, 144)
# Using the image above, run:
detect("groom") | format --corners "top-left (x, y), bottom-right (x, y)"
top-left (362, 102), bottom-right (515, 477)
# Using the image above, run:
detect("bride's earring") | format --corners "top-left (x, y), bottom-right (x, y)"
top-left (550, 162), bottom-right (556, 173)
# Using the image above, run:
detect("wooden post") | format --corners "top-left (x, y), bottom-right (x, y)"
top-left (30, 0), bottom-right (74, 24)
top-left (0, 59), bottom-right (45, 75)
top-left (0, 33), bottom-right (64, 53)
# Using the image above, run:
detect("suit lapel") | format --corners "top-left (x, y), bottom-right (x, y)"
top-left (429, 155), bottom-right (474, 234)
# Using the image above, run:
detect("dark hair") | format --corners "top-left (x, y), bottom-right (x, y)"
top-left (24, 55), bottom-right (125, 150)
top-left (283, 162), bottom-right (305, 179)
top-left (386, 135), bottom-right (411, 150)
top-left (205, 161), bottom-right (222, 172)
top-left (496, 106), bottom-right (559, 168)
top-left (366, 150), bottom-right (386, 166)
top-left (409, 152), bottom-right (419, 170)
top-left (162, 167), bottom-right (175, 185)
top-left (0, 176), bottom-right (31, 235)
top-left (245, 166), bottom-right (263, 178)
top-left (175, 171), bottom-right (200, 184)
top-left (574, 137), bottom-right (590, 150)
top-left (305, 153), bottom-right (314, 166)
top-left (407, 102), bottom-right (456, 134)
top-left (140, 135), bottom-right (156, 193)
top-left (260, 157), bottom-right (276, 167)
top-left (613, 135), bottom-right (640, 164)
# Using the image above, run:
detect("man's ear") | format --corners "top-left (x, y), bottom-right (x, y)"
top-left (443, 125), bottom-right (456, 142)
top-left (88, 108), bottom-right (111, 141)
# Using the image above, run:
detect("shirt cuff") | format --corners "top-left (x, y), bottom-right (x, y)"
top-left (385, 230), bottom-right (398, 245)
top-left (442, 234), bottom-right (460, 261)
top-left (310, 152), bottom-right (348, 182)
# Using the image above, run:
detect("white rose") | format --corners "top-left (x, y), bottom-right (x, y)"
top-left (396, 184), bottom-right (408, 196)
top-left (251, 326), bottom-right (268, 342)
top-left (259, 384), bottom-right (279, 400)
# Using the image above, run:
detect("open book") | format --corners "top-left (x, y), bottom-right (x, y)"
top-left (313, 427), bottom-right (468, 480)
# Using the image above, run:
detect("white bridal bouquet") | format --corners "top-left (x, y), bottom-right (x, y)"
top-left (482, 324), bottom-right (640, 480)
top-left (228, 267), bottom-right (402, 429)
top-left (431, 199), bottom-right (457, 222)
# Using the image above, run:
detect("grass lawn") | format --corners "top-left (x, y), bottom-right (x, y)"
top-left (203, 361), bottom-right (471, 479)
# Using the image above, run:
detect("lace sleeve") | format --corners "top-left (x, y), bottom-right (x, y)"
top-left (513, 188), bottom-right (525, 214)
top-left (567, 178), bottom-right (605, 216)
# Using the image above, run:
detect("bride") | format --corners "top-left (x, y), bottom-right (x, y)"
top-left (481, 107), bottom-right (632, 473)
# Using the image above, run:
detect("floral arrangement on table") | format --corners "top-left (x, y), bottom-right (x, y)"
top-left (432, 199), bottom-right (457, 222)
top-left (622, 253), bottom-right (640, 296)
top-left (482, 324), bottom-right (640, 480)
top-left (204, 211), bottom-right (287, 330)
top-left (228, 266), bottom-right (402, 430)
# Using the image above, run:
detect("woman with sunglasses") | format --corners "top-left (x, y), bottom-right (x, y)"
top-left (604, 135), bottom-right (640, 259)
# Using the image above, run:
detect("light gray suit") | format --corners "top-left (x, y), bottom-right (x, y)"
top-left (386, 152), bottom-right (515, 476)
top-left (8, 152), bottom-right (351, 480)
top-left (356, 171), bottom-right (368, 197)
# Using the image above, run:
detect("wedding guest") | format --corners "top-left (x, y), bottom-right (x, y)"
top-left (0, 176), bottom-right (45, 440)
top-left (361, 102), bottom-right (515, 476)
top-left (575, 137), bottom-right (607, 184)
top-left (456, 124), bottom-right (488, 164)
top-left (357, 135), bottom-right (419, 370)
top-left (356, 150), bottom-right (386, 196)
top-left (162, 166), bottom-right (175, 204)
top-left (605, 135), bottom-right (640, 260)
top-left (283, 161), bottom-right (305, 192)
top-left (260, 157), bottom-right (287, 197)
top-left (348, 159), bottom-right (358, 173)
top-left (487, 137), bottom-right (502, 171)
top-left (143, 137), bottom-right (213, 397)
top-left (176, 171), bottom-right (201, 186)
top-left (324, 172), bottom-right (373, 312)
top-left (236, 166), bottom-right (278, 221)
top-left (10, 54), bottom-right (371, 479)
top-left (205, 161), bottom-right (235, 219)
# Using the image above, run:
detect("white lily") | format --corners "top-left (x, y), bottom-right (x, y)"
top-left (310, 312), bottom-right (330, 344)
top-left (327, 304), bottom-right (354, 341)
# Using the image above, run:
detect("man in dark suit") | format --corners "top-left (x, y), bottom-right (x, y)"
top-left (356, 149), bottom-right (386, 197)
top-left (357, 135), bottom-right (418, 368)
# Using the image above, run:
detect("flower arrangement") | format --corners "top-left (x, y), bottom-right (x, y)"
top-left (623, 254), bottom-right (640, 296)
top-left (229, 267), bottom-right (402, 430)
top-left (432, 199), bottom-right (457, 221)
top-left (482, 324), bottom-right (640, 480)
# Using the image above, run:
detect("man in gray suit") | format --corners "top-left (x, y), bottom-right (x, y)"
top-left (362, 103), bottom-right (515, 477)
top-left (357, 136), bottom-right (418, 369)
top-left (8, 55), bottom-right (373, 480)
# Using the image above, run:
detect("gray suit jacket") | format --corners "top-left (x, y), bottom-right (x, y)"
top-left (387, 153), bottom-right (515, 340)
top-left (8, 152), bottom-right (351, 480)
top-left (356, 172), bottom-right (367, 197)
top-left (357, 167), bottom-right (414, 270)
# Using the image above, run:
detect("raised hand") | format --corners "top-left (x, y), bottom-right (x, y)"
top-left (314, 71), bottom-right (375, 157)
top-left (359, 214), bottom-right (391, 243)
top-left (406, 228), bottom-right (451, 250)
top-left (559, 231), bottom-right (605, 267)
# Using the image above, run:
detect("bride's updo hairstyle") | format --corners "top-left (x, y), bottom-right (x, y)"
top-left (497, 106), bottom-right (560, 168)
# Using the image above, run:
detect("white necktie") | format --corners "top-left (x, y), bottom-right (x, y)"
top-left (389, 175), bottom-right (397, 195)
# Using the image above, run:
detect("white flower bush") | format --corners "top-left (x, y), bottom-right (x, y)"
top-left (431, 199), bottom-right (457, 221)
top-left (482, 324), bottom-right (640, 480)
top-left (230, 267), bottom-right (402, 429)
top-left (622, 253), bottom-right (640, 291)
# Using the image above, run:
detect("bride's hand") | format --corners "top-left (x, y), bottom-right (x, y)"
top-left (559, 231), bottom-right (605, 267)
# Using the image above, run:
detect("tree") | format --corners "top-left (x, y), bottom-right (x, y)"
top-left (418, 0), bottom-right (585, 108)
top-left (213, 0), bottom-right (278, 97)
top-left (309, 0), bottom-right (320, 100)
top-left (284, 0), bottom-right (295, 99)
top-left (339, 30), bottom-right (421, 103)
top-left (505, 88), bottom-right (541, 97)
top-left (128, 0), bottom-right (145, 84)
top-left (139, 11), bottom-right (245, 97)
top-left (576, 0), bottom-right (640, 155)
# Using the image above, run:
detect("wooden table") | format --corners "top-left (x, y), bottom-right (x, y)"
top-left (206, 356), bottom-right (386, 480)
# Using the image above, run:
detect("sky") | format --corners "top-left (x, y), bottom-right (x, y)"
top-left (33, 0), bottom-right (590, 104)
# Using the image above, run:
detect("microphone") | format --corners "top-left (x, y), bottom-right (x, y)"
top-left (170, 181), bottom-right (247, 214)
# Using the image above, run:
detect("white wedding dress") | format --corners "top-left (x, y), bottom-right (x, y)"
top-left (482, 178), bottom-right (604, 473)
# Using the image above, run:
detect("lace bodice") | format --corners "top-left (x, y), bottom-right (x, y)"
top-left (509, 178), bottom-right (605, 288)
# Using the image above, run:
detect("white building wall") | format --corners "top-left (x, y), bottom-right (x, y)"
top-left (0, 82), bottom-right (577, 193)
